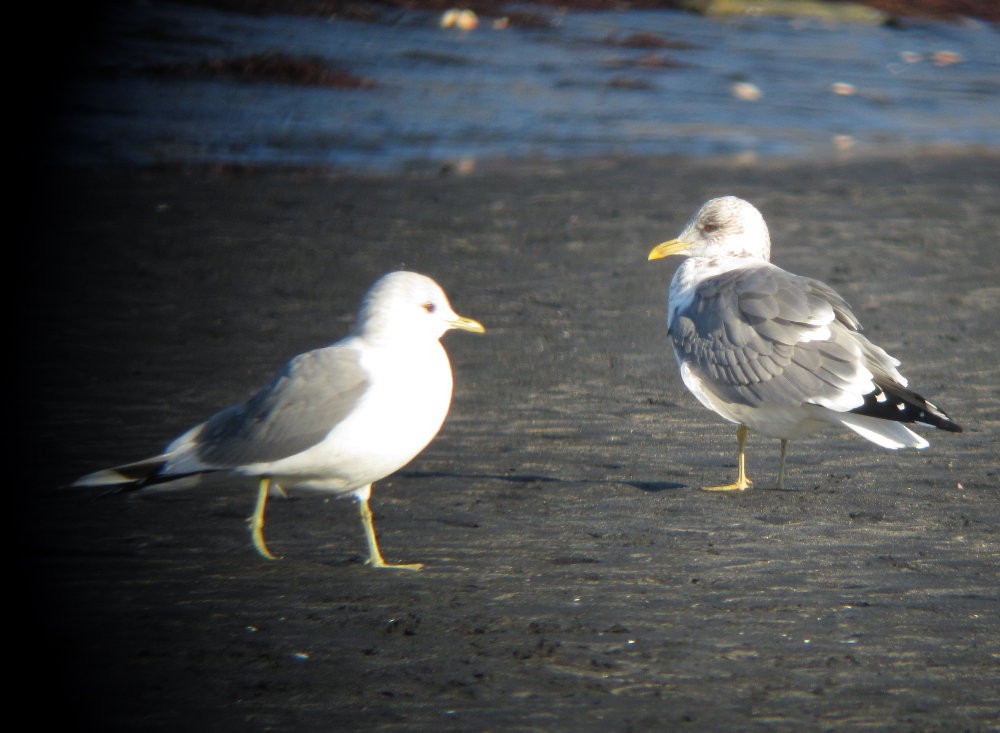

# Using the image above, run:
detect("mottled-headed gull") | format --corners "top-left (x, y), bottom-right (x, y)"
top-left (648, 196), bottom-right (960, 490)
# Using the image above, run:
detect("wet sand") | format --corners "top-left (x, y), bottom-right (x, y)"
top-left (19, 153), bottom-right (1000, 730)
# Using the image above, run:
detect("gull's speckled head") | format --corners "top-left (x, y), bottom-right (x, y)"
top-left (649, 196), bottom-right (772, 262)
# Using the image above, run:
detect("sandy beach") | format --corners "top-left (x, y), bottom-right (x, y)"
top-left (19, 152), bottom-right (1000, 730)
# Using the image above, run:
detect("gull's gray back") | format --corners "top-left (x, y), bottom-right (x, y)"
top-left (669, 263), bottom-right (887, 410)
top-left (195, 345), bottom-right (370, 467)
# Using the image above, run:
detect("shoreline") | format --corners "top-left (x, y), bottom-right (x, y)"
top-left (32, 141), bottom-right (1000, 180)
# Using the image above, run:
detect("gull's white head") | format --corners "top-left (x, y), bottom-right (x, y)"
top-left (357, 271), bottom-right (485, 345)
top-left (648, 196), bottom-right (771, 263)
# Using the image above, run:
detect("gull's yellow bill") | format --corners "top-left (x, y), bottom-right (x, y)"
top-left (448, 315), bottom-right (486, 333)
top-left (648, 238), bottom-right (692, 261)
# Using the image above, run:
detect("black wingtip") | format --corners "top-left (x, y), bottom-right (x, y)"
top-left (71, 456), bottom-right (169, 490)
top-left (850, 382), bottom-right (961, 433)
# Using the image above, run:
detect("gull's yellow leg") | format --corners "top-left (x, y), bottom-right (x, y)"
top-left (703, 424), bottom-right (752, 491)
top-left (776, 439), bottom-right (788, 490)
top-left (358, 490), bottom-right (422, 571)
top-left (249, 476), bottom-right (279, 560)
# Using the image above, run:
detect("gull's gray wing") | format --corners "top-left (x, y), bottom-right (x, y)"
top-left (194, 344), bottom-right (370, 467)
top-left (669, 263), bottom-right (889, 411)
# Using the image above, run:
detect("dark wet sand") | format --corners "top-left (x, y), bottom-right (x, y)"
top-left (19, 153), bottom-right (1000, 730)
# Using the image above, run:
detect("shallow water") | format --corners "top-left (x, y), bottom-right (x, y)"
top-left (51, 2), bottom-right (1000, 171)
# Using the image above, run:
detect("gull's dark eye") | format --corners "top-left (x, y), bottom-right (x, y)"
top-left (422, 302), bottom-right (436, 314)
top-left (702, 222), bottom-right (719, 233)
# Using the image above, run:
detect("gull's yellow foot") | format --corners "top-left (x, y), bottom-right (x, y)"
top-left (702, 476), bottom-right (752, 492)
top-left (701, 424), bottom-right (752, 492)
top-left (358, 495), bottom-right (423, 571)
top-left (249, 477), bottom-right (279, 560)
top-left (366, 557), bottom-right (424, 571)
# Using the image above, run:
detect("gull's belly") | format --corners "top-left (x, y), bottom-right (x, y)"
top-left (679, 360), bottom-right (828, 440)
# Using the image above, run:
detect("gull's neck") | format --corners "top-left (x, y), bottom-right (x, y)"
top-left (667, 254), bottom-right (767, 325)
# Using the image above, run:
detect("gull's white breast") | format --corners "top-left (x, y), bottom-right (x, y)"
top-left (240, 340), bottom-right (454, 493)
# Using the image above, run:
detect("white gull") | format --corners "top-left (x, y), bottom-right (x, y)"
top-left (74, 271), bottom-right (485, 568)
